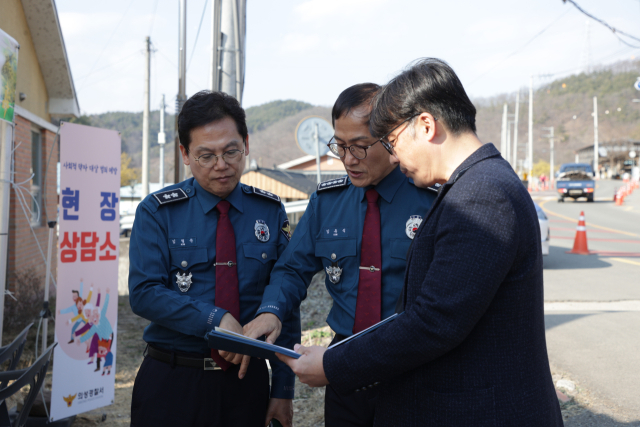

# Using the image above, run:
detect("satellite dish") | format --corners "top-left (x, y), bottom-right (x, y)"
top-left (598, 147), bottom-right (608, 158)
top-left (635, 78), bottom-right (640, 91)
top-left (630, 150), bottom-right (637, 158)
top-left (295, 116), bottom-right (333, 157)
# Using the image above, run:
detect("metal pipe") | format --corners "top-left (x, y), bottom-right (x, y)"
top-left (210, 0), bottom-right (222, 91)
top-left (42, 221), bottom-right (56, 353)
top-left (142, 36), bottom-right (151, 198)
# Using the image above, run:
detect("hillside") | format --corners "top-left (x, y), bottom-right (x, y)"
top-left (76, 59), bottom-right (640, 181)
top-left (475, 60), bottom-right (640, 170)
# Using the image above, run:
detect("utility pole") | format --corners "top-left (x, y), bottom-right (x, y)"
top-left (174, 0), bottom-right (187, 185)
top-left (593, 96), bottom-right (599, 178)
top-left (542, 127), bottom-right (555, 187)
top-left (501, 103), bottom-right (508, 156)
top-left (513, 91), bottom-right (520, 167)
top-left (141, 36), bottom-right (151, 198)
top-left (158, 95), bottom-right (166, 188)
top-left (220, 0), bottom-right (246, 102)
top-left (210, 0), bottom-right (222, 91)
top-left (528, 75), bottom-right (534, 180)
top-left (506, 121), bottom-right (511, 167)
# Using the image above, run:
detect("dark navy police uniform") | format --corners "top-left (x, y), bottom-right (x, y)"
top-left (255, 166), bottom-right (437, 426)
top-left (129, 178), bottom-right (299, 427)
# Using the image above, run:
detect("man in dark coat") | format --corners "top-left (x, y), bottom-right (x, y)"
top-left (278, 58), bottom-right (563, 426)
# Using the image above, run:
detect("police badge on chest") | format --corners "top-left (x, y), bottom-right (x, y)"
top-left (255, 220), bottom-right (270, 242)
top-left (326, 262), bottom-right (342, 284)
top-left (176, 272), bottom-right (192, 292)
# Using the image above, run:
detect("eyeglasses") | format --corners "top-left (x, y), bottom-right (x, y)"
top-left (378, 114), bottom-right (437, 155)
top-left (189, 149), bottom-right (245, 168)
top-left (326, 138), bottom-right (381, 160)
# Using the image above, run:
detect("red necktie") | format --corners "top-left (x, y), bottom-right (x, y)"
top-left (211, 200), bottom-right (240, 370)
top-left (353, 189), bottom-right (382, 334)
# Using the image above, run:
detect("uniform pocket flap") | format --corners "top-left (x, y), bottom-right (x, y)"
top-left (390, 238), bottom-right (412, 260)
top-left (170, 247), bottom-right (208, 269)
top-left (315, 238), bottom-right (357, 261)
top-left (243, 243), bottom-right (277, 264)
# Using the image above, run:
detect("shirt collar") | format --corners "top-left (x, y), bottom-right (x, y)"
top-left (359, 166), bottom-right (405, 204)
top-left (194, 179), bottom-right (244, 214)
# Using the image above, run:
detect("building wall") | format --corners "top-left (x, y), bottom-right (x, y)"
top-left (241, 171), bottom-right (309, 200)
top-left (0, 0), bottom-right (51, 121)
top-left (7, 114), bottom-right (58, 292)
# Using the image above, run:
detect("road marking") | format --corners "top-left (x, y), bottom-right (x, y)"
top-left (539, 200), bottom-right (639, 237)
top-left (545, 300), bottom-right (640, 312)
top-left (624, 206), bottom-right (633, 212)
top-left (551, 236), bottom-right (640, 243)
top-left (610, 258), bottom-right (640, 267)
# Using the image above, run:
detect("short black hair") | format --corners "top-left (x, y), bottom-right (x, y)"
top-left (370, 58), bottom-right (476, 138)
top-left (331, 83), bottom-right (381, 127)
top-left (178, 90), bottom-right (248, 150)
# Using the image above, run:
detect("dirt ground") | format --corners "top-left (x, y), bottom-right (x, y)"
top-left (7, 270), bottom-right (609, 426)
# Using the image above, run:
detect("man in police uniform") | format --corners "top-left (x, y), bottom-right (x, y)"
top-left (243, 83), bottom-right (437, 426)
top-left (128, 90), bottom-right (297, 427)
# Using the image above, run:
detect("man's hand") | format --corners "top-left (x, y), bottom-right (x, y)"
top-left (217, 313), bottom-right (245, 367)
top-left (264, 398), bottom-right (293, 427)
top-left (238, 313), bottom-right (283, 379)
top-left (277, 344), bottom-right (328, 387)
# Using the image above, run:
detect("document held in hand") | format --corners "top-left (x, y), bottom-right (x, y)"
top-left (328, 313), bottom-right (401, 350)
top-left (206, 327), bottom-right (301, 359)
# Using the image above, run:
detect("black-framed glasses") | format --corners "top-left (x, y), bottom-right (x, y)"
top-left (189, 149), bottom-right (245, 168)
top-left (326, 138), bottom-right (380, 160)
top-left (378, 114), bottom-right (437, 155)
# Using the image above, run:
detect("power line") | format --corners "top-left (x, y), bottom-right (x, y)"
top-left (148, 0), bottom-right (160, 37)
top-left (563, 0), bottom-right (640, 48)
top-left (188, 0), bottom-right (210, 71)
top-left (468, 8), bottom-right (571, 85)
top-left (78, 0), bottom-right (137, 91)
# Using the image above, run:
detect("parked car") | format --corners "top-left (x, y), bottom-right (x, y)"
top-left (120, 213), bottom-right (135, 237)
top-left (534, 202), bottom-right (549, 256)
top-left (556, 163), bottom-right (595, 202)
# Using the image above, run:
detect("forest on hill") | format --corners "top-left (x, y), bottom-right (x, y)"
top-left (73, 59), bottom-right (640, 182)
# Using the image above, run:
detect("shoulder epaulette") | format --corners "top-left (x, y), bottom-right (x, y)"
top-left (317, 176), bottom-right (349, 192)
top-left (152, 188), bottom-right (189, 206)
top-left (245, 186), bottom-right (281, 203)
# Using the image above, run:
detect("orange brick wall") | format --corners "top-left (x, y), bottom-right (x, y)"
top-left (7, 114), bottom-right (59, 293)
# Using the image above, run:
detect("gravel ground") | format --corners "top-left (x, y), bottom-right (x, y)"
top-left (10, 270), bottom-right (634, 426)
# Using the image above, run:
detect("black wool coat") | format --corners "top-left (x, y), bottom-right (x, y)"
top-left (324, 143), bottom-right (563, 427)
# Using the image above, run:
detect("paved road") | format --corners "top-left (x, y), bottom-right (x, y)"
top-left (532, 179), bottom-right (640, 424)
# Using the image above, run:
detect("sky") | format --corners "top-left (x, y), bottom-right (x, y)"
top-left (56, 0), bottom-right (640, 115)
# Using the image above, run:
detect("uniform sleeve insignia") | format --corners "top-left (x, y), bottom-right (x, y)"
top-left (317, 176), bottom-right (349, 192)
top-left (152, 188), bottom-right (189, 205)
top-left (281, 219), bottom-right (291, 241)
top-left (251, 186), bottom-right (281, 202)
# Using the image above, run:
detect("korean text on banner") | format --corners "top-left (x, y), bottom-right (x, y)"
top-left (51, 122), bottom-right (121, 422)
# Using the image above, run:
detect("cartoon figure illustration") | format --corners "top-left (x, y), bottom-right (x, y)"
top-left (63, 394), bottom-right (77, 407)
top-left (58, 279), bottom-right (93, 343)
top-left (74, 288), bottom-right (113, 366)
top-left (98, 335), bottom-right (113, 375)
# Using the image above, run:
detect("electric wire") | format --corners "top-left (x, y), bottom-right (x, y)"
top-left (563, 0), bottom-right (640, 47)
top-left (468, 8), bottom-right (572, 85)
top-left (148, 0), bottom-right (160, 37)
top-left (78, 0), bottom-right (137, 91)
top-left (188, 0), bottom-right (210, 71)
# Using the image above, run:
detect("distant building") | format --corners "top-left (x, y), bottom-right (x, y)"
top-left (276, 152), bottom-right (345, 172)
top-left (241, 159), bottom-right (345, 227)
top-left (1, 0), bottom-right (79, 290)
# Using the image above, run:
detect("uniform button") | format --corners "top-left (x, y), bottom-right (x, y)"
top-left (262, 253), bottom-right (267, 259)
top-left (181, 260), bottom-right (188, 268)
top-left (355, 388), bottom-right (360, 393)
top-left (186, 188), bottom-right (191, 193)
top-left (331, 253), bottom-right (336, 260)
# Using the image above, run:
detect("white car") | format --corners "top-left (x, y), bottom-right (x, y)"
top-left (120, 213), bottom-right (135, 237)
top-left (534, 202), bottom-right (549, 256)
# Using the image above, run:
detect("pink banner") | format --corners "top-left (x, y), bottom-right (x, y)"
top-left (51, 122), bottom-right (120, 421)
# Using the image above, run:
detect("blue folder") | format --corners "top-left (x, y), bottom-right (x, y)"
top-left (206, 328), bottom-right (301, 359)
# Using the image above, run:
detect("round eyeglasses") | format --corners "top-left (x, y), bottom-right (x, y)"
top-left (326, 138), bottom-right (381, 160)
top-left (190, 149), bottom-right (245, 168)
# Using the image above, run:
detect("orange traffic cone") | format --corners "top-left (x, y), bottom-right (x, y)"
top-left (566, 211), bottom-right (591, 255)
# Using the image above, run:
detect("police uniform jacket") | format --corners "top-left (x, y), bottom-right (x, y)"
top-left (128, 178), bottom-right (298, 399)
top-left (256, 166), bottom-right (436, 336)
